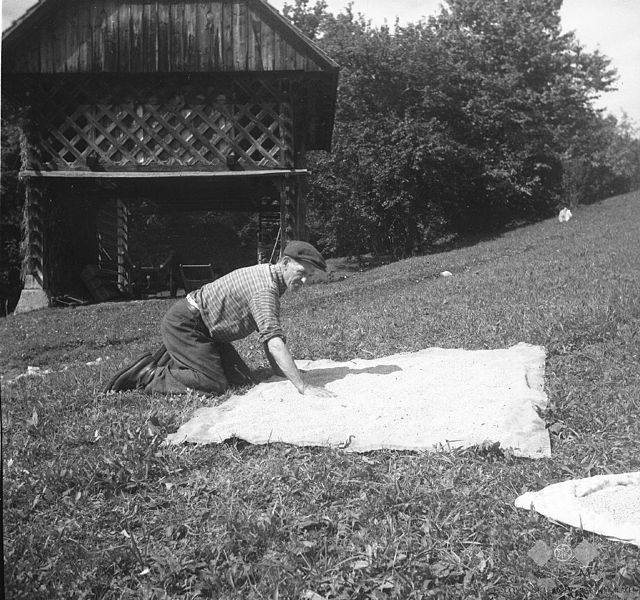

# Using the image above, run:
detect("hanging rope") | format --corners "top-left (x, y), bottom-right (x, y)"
top-left (269, 226), bottom-right (282, 264)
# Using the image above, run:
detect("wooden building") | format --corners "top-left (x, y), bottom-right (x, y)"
top-left (2, 0), bottom-right (339, 311)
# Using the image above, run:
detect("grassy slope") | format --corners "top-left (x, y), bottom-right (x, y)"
top-left (2, 191), bottom-right (639, 599)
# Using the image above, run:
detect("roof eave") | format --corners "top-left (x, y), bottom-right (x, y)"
top-left (2, 0), bottom-right (58, 47)
top-left (253, 0), bottom-right (339, 72)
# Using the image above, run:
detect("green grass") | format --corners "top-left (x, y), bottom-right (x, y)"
top-left (2, 190), bottom-right (640, 599)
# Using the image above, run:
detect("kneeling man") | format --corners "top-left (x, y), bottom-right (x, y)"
top-left (104, 241), bottom-right (333, 398)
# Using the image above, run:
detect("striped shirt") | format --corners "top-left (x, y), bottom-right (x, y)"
top-left (188, 263), bottom-right (287, 344)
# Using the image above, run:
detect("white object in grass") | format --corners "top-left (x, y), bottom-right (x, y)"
top-left (440, 271), bottom-right (453, 277)
top-left (515, 472), bottom-right (640, 546)
top-left (558, 207), bottom-right (573, 222)
top-left (166, 343), bottom-right (550, 459)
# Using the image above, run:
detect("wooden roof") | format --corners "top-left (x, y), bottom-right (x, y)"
top-left (2, 0), bottom-right (339, 74)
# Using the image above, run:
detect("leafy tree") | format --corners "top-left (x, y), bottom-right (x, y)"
top-left (416, 0), bottom-right (617, 223)
top-left (284, 0), bottom-right (631, 258)
top-left (281, 0), bottom-right (329, 39)
top-left (572, 113), bottom-right (640, 204)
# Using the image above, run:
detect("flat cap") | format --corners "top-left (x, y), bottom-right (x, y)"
top-left (283, 241), bottom-right (327, 271)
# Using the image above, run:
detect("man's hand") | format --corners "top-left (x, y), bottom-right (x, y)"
top-left (302, 384), bottom-right (337, 398)
top-left (265, 337), bottom-right (336, 397)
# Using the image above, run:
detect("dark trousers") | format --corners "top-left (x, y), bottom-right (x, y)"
top-left (144, 299), bottom-right (253, 395)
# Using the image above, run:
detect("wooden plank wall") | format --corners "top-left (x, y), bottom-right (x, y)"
top-left (6, 0), bottom-right (327, 74)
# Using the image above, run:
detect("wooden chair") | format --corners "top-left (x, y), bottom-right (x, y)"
top-left (179, 263), bottom-right (217, 293)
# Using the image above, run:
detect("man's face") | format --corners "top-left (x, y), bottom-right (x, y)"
top-left (283, 258), bottom-right (319, 292)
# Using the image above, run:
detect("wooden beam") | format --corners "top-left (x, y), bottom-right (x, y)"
top-left (20, 169), bottom-right (308, 179)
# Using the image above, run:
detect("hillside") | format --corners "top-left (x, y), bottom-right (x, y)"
top-left (2, 190), bottom-right (639, 599)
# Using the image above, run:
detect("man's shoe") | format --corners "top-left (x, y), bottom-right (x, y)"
top-left (103, 352), bottom-right (153, 393)
top-left (137, 362), bottom-right (157, 390)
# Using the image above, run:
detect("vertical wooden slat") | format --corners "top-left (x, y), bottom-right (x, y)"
top-left (131, 3), bottom-right (143, 72)
top-left (170, 1), bottom-right (185, 72)
top-left (16, 39), bottom-right (27, 72)
top-left (25, 26), bottom-right (41, 71)
top-left (141, 2), bottom-right (154, 72)
top-left (233, 0), bottom-right (248, 70)
top-left (21, 40), bottom-right (32, 71)
top-left (92, 2), bottom-right (107, 72)
top-left (286, 37), bottom-right (297, 70)
top-left (184, 2), bottom-right (197, 70)
top-left (273, 31), bottom-right (282, 71)
top-left (246, 13), bottom-right (255, 71)
top-left (195, 1), bottom-right (205, 70)
top-left (158, 0), bottom-right (170, 72)
top-left (247, 9), bottom-right (260, 70)
top-left (118, 1), bottom-right (131, 71)
top-left (199, 0), bottom-right (219, 71)
top-left (105, 1), bottom-right (118, 71)
top-left (12, 40), bottom-right (27, 71)
top-left (53, 8), bottom-right (66, 73)
top-left (77, 1), bottom-right (92, 71)
top-left (45, 9), bottom-right (56, 71)
top-left (40, 21), bottom-right (54, 73)
top-left (262, 15), bottom-right (274, 71)
top-left (65, 6), bottom-right (79, 72)
top-left (222, 0), bottom-right (234, 70)
top-left (211, 0), bottom-right (223, 69)
top-left (200, 2), bottom-right (211, 70)
top-left (295, 45), bottom-right (306, 70)
top-left (151, 1), bottom-right (159, 72)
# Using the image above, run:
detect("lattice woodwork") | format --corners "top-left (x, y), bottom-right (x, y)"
top-left (26, 76), bottom-right (294, 171)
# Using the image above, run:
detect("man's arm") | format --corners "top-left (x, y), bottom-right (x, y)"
top-left (265, 336), bottom-right (335, 397)
top-left (264, 340), bottom-right (286, 378)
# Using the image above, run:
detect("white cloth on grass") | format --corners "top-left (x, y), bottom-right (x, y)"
top-left (515, 472), bottom-right (640, 546)
top-left (165, 343), bottom-right (550, 459)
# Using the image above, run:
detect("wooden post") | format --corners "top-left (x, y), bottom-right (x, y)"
top-left (279, 89), bottom-right (294, 170)
top-left (279, 178), bottom-right (295, 251)
top-left (277, 82), bottom-right (307, 249)
top-left (97, 197), bottom-right (130, 294)
top-left (278, 175), bottom-right (307, 251)
top-left (14, 179), bottom-right (50, 313)
top-left (116, 199), bottom-right (129, 291)
top-left (296, 174), bottom-right (308, 242)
